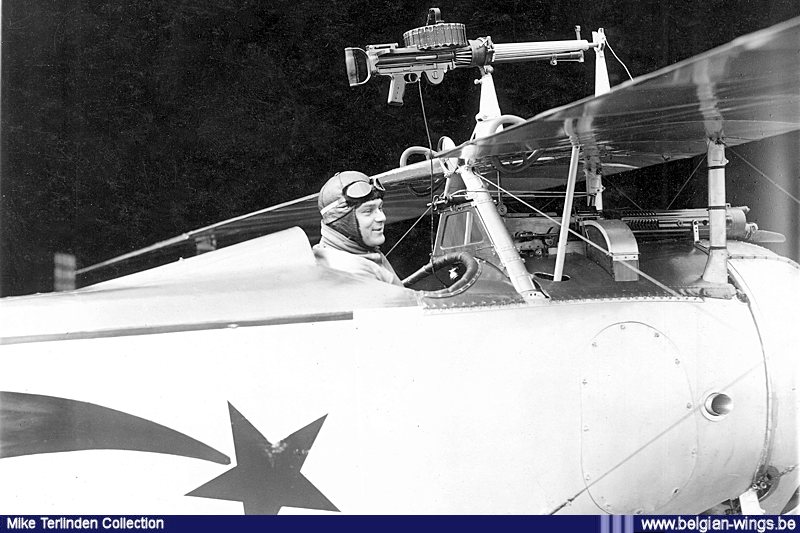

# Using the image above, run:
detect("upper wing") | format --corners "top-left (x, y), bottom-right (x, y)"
top-left (441, 16), bottom-right (800, 173)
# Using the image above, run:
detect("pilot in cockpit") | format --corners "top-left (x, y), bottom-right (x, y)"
top-left (312, 171), bottom-right (404, 286)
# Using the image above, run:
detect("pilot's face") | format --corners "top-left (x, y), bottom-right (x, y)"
top-left (356, 198), bottom-right (386, 248)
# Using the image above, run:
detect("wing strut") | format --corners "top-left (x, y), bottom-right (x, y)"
top-left (460, 67), bottom-right (541, 298)
top-left (586, 28), bottom-right (611, 211)
top-left (701, 140), bottom-right (730, 285)
top-left (460, 166), bottom-right (538, 296)
top-left (553, 143), bottom-right (581, 282)
top-left (592, 29), bottom-right (610, 97)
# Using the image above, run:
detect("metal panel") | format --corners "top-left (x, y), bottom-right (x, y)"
top-left (726, 243), bottom-right (800, 513)
top-left (581, 322), bottom-right (698, 514)
top-left (582, 220), bottom-right (640, 282)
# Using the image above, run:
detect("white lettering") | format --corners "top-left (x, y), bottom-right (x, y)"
top-left (6, 517), bottom-right (36, 530)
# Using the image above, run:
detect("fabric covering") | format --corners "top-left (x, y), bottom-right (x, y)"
top-left (313, 224), bottom-right (403, 286)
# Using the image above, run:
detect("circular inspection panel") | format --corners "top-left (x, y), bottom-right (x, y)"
top-left (580, 322), bottom-right (698, 514)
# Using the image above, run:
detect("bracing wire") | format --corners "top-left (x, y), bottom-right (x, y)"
top-left (417, 82), bottom-right (437, 256)
top-left (729, 148), bottom-right (800, 206)
top-left (666, 155), bottom-right (707, 210)
top-left (385, 205), bottom-right (432, 258)
top-left (606, 40), bottom-right (634, 81)
top-left (603, 178), bottom-right (644, 210)
top-left (475, 173), bottom-right (682, 298)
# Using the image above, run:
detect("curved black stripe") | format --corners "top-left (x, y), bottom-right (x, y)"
top-left (0, 311), bottom-right (354, 346)
top-left (0, 391), bottom-right (229, 464)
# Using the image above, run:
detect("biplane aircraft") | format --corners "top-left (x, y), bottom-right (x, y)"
top-left (1, 10), bottom-right (798, 515)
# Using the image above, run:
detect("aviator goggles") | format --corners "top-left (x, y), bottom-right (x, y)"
top-left (320, 176), bottom-right (386, 218)
top-left (342, 178), bottom-right (385, 203)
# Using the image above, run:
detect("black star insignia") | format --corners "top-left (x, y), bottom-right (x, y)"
top-left (186, 403), bottom-right (338, 514)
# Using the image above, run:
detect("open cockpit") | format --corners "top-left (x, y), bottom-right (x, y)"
top-left (404, 184), bottom-right (778, 305)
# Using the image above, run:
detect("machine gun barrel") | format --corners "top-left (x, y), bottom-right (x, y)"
top-left (491, 40), bottom-right (592, 63)
top-left (605, 207), bottom-right (761, 241)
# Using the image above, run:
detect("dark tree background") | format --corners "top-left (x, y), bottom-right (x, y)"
top-left (2, 0), bottom-right (799, 296)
